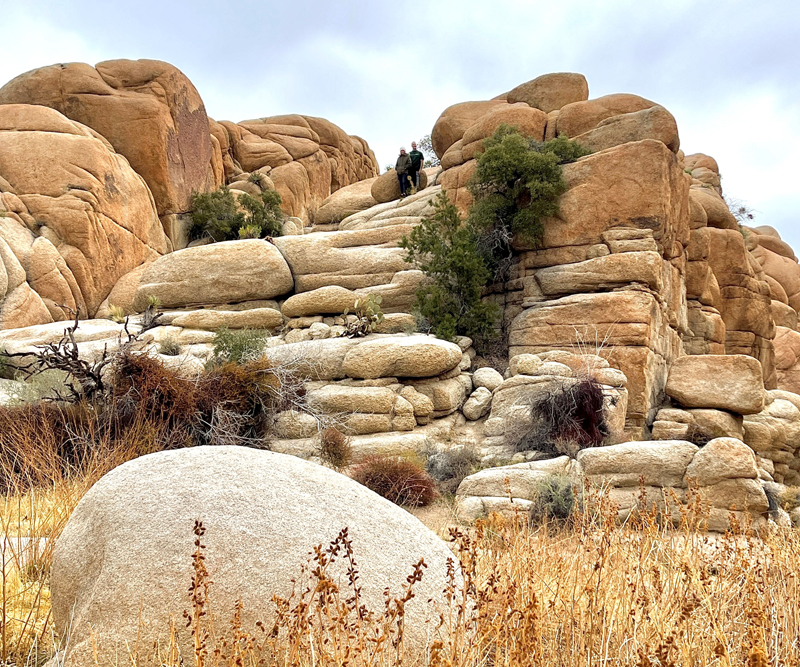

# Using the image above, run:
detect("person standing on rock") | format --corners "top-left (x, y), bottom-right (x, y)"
top-left (396, 147), bottom-right (412, 197)
top-left (408, 141), bottom-right (424, 190)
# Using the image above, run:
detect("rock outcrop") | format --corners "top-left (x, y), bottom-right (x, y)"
top-left (0, 59), bottom-right (221, 246)
top-left (0, 104), bottom-right (169, 324)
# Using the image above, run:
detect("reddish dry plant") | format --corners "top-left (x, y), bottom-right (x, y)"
top-left (350, 456), bottom-right (438, 507)
top-left (317, 427), bottom-right (353, 470)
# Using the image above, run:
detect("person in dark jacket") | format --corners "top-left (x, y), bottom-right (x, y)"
top-left (408, 141), bottom-right (424, 189)
top-left (395, 147), bottom-right (412, 197)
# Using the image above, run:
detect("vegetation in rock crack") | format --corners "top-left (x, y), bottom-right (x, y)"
top-left (209, 326), bottom-right (270, 366)
top-left (529, 474), bottom-right (578, 524)
top-left (350, 455), bottom-right (438, 507)
top-left (342, 293), bottom-right (384, 337)
top-left (158, 336), bottom-right (181, 356)
top-left (401, 126), bottom-right (588, 347)
top-left (686, 422), bottom-right (715, 447)
top-left (0, 347), bottom-right (10, 379)
top-left (317, 426), bottom-right (352, 470)
top-left (515, 377), bottom-right (610, 457)
top-left (468, 126), bottom-right (590, 280)
top-left (400, 193), bottom-right (499, 345)
top-left (107, 304), bottom-right (126, 323)
top-left (189, 186), bottom-right (284, 242)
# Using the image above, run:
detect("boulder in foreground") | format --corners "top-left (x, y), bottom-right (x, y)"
top-left (51, 446), bottom-right (456, 667)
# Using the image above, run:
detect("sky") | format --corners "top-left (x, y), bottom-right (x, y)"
top-left (1, 0), bottom-right (798, 246)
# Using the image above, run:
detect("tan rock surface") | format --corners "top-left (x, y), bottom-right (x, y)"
top-left (577, 440), bottom-right (698, 488)
top-left (341, 336), bottom-right (463, 379)
top-left (371, 169), bottom-right (428, 204)
top-left (665, 355), bottom-right (765, 414)
top-left (281, 286), bottom-right (358, 318)
top-left (431, 100), bottom-right (508, 158)
top-left (170, 308), bottom-right (283, 330)
top-left (556, 93), bottom-right (658, 139)
top-left (0, 104), bottom-right (169, 318)
top-left (0, 60), bottom-right (220, 225)
top-left (685, 437), bottom-right (758, 487)
top-left (573, 105), bottom-right (679, 153)
top-left (134, 240), bottom-right (292, 310)
top-left (506, 73), bottom-right (589, 113)
top-left (314, 178), bottom-right (377, 225)
top-left (50, 447), bottom-right (455, 667)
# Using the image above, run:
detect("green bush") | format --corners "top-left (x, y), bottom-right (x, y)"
top-left (469, 127), bottom-right (590, 273)
top-left (343, 294), bottom-right (385, 337)
top-left (209, 326), bottom-right (269, 366)
top-left (529, 474), bottom-right (577, 524)
top-left (158, 337), bottom-right (181, 356)
top-left (400, 193), bottom-right (499, 344)
top-left (189, 187), bottom-right (284, 242)
top-left (401, 126), bottom-right (588, 345)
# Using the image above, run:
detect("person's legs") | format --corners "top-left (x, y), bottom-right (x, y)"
top-left (397, 171), bottom-right (407, 196)
top-left (408, 168), bottom-right (418, 190)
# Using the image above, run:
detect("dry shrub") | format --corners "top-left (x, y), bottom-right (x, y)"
top-left (317, 427), bottom-right (352, 470)
top-left (686, 421), bottom-right (715, 447)
top-left (425, 446), bottom-right (480, 495)
top-left (517, 377), bottom-right (609, 456)
top-left (350, 455), bottom-right (438, 507)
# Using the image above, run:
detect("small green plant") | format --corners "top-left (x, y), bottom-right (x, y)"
top-left (350, 455), bottom-right (438, 507)
top-left (209, 326), bottom-right (269, 366)
top-left (147, 295), bottom-right (162, 309)
top-left (529, 474), bottom-right (577, 524)
top-left (189, 187), bottom-right (284, 242)
top-left (317, 426), bottom-right (352, 470)
top-left (158, 337), bottom-right (181, 356)
top-left (247, 171), bottom-right (263, 184)
top-left (343, 294), bottom-right (385, 337)
top-left (238, 224), bottom-right (262, 239)
top-left (108, 304), bottom-right (126, 324)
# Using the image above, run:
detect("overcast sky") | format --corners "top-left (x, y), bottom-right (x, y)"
top-left (1, 0), bottom-right (798, 246)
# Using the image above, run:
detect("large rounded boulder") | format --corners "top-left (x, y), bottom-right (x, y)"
top-left (0, 59), bottom-right (220, 224)
top-left (51, 446), bottom-right (457, 667)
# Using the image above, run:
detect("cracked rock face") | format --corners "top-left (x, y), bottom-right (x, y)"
top-left (0, 104), bottom-right (169, 324)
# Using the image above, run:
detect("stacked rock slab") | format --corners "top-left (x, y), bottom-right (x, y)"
top-left (456, 437), bottom-right (769, 532)
top-left (0, 59), bottom-right (222, 248)
top-left (213, 114), bottom-right (379, 224)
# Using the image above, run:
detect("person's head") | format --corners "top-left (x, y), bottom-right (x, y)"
top-left (399, 147), bottom-right (406, 154)
top-left (411, 142), bottom-right (417, 149)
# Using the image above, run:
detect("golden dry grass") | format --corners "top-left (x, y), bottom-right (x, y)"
top-left (2, 482), bottom-right (799, 666)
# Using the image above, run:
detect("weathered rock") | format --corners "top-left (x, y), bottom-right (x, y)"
top-left (341, 336), bottom-right (463, 379)
top-left (307, 385), bottom-right (396, 414)
top-left (314, 178), bottom-right (377, 225)
top-left (665, 355), bottom-right (765, 415)
top-left (0, 104), bottom-right (170, 317)
top-left (508, 354), bottom-right (543, 376)
top-left (274, 410), bottom-right (319, 439)
top-left (556, 93), bottom-right (658, 139)
top-left (170, 308), bottom-right (283, 331)
top-left (134, 240), bottom-right (293, 310)
top-left (577, 440), bottom-right (699, 488)
top-left (431, 100), bottom-right (508, 157)
top-left (408, 375), bottom-right (473, 416)
top-left (0, 60), bottom-right (220, 228)
top-left (50, 447), bottom-right (455, 667)
top-left (460, 104), bottom-right (548, 160)
top-left (535, 251), bottom-right (665, 296)
top-left (690, 188), bottom-right (737, 230)
top-left (370, 169), bottom-right (428, 204)
top-left (685, 437), bottom-right (758, 487)
top-left (462, 387), bottom-right (493, 420)
top-left (686, 409), bottom-right (744, 440)
top-left (281, 286), bottom-right (357, 318)
top-left (506, 73), bottom-right (589, 113)
top-left (701, 478), bottom-right (769, 512)
top-left (573, 105), bottom-right (680, 153)
top-left (472, 367), bottom-right (504, 392)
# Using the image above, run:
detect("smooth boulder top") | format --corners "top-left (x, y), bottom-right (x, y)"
top-left (51, 446), bottom-right (457, 667)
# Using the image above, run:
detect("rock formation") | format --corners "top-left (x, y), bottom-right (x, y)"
top-left (1, 64), bottom-right (799, 531)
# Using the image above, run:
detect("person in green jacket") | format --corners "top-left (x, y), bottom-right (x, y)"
top-left (408, 141), bottom-right (424, 190)
top-left (395, 147), bottom-right (412, 197)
